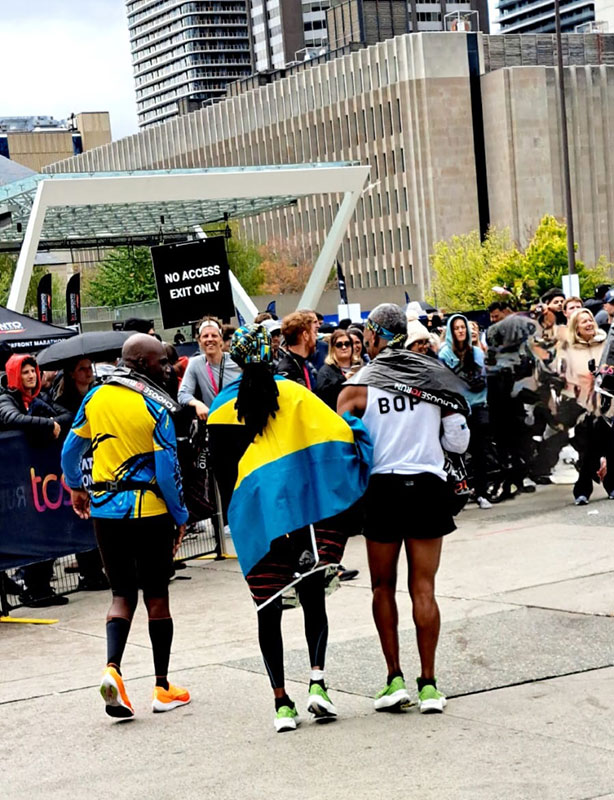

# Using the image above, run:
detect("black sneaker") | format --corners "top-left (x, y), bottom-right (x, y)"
top-left (338, 565), bottom-right (359, 581)
top-left (78, 575), bottom-right (109, 591)
top-left (1, 574), bottom-right (23, 596)
top-left (19, 590), bottom-right (69, 607)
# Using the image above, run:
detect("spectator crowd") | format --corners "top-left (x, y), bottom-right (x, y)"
top-left (2, 287), bottom-right (614, 608)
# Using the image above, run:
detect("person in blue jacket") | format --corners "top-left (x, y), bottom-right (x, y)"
top-left (439, 314), bottom-right (491, 509)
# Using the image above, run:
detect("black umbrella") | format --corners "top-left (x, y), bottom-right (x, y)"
top-left (36, 330), bottom-right (133, 370)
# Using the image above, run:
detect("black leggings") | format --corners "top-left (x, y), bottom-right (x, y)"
top-left (257, 571), bottom-right (328, 690)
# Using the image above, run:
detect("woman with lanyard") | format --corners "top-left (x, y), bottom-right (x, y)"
top-left (178, 317), bottom-right (242, 420)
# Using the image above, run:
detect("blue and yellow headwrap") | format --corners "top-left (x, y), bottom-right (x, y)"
top-left (365, 318), bottom-right (407, 348)
top-left (230, 324), bottom-right (273, 367)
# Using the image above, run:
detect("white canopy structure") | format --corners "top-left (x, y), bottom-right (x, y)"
top-left (4, 163), bottom-right (369, 322)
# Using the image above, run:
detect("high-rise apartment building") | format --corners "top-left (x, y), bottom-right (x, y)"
top-left (250, 0), bottom-right (331, 74)
top-left (250, 0), bottom-right (305, 71)
top-left (126, 0), bottom-right (254, 128)
top-left (496, 0), bottom-right (614, 34)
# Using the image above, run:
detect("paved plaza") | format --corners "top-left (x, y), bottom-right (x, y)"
top-left (3, 484), bottom-right (614, 800)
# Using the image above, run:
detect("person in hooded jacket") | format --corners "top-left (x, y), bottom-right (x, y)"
top-left (0, 354), bottom-right (64, 438)
top-left (439, 314), bottom-right (491, 509)
top-left (0, 354), bottom-right (69, 606)
top-left (556, 308), bottom-right (614, 504)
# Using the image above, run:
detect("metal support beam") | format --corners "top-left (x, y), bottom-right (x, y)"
top-left (298, 190), bottom-right (362, 310)
top-left (6, 165), bottom-right (369, 315)
top-left (7, 182), bottom-right (47, 312)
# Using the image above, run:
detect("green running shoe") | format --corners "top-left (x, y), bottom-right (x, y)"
top-left (274, 703), bottom-right (300, 733)
top-left (374, 675), bottom-right (411, 711)
top-left (417, 682), bottom-right (447, 714)
top-left (307, 683), bottom-right (337, 722)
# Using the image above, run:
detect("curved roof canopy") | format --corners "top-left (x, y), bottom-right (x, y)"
top-left (0, 164), bottom-right (355, 247)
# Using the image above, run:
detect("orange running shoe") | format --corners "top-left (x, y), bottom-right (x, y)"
top-left (152, 684), bottom-right (191, 713)
top-left (100, 666), bottom-right (134, 719)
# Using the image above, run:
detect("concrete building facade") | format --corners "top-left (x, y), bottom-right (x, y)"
top-left (126, 0), bottom-right (254, 128)
top-left (46, 32), bottom-right (614, 301)
top-left (0, 113), bottom-right (112, 173)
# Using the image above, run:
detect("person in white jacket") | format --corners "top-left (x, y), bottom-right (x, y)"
top-left (338, 304), bottom-right (470, 716)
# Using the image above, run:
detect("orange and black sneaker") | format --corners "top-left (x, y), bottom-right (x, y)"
top-left (100, 666), bottom-right (135, 719)
top-left (152, 684), bottom-right (191, 713)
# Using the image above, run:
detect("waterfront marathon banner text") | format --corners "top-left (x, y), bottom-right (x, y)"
top-left (151, 237), bottom-right (235, 329)
top-left (0, 431), bottom-right (96, 571)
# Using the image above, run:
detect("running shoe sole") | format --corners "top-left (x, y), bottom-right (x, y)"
top-left (307, 695), bottom-right (337, 722)
top-left (274, 715), bottom-right (300, 732)
top-left (374, 689), bottom-right (412, 712)
top-left (100, 673), bottom-right (134, 719)
top-left (419, 696), bottom-right (447, 714)
top-left (152, 697), bottom-right (191, 713)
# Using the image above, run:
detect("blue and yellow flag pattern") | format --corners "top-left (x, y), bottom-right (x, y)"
top-left (208, 376), bottom-right (373, 576)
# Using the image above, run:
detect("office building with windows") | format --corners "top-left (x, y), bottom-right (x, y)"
top-left (496, 0), bottom-right (614, 34)
top-left (326, 0), bottom-right (490, 48)
top-left (0, 113), bottom-right (111, 172)
top-left (126, 0), bottom-right (254, 128)
top-left (48, 32), bottom-right (614, 303)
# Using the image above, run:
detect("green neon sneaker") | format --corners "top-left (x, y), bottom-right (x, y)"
top-left (307, 683), bottom-right (337, 722)
top-left (274, 703), bottom-right (300, 733)
top-left (374, 675), bottom-right (411, 711)
top-left (417, 682), bottom-right (447, 714)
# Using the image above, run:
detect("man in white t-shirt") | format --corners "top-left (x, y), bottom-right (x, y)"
top-left (338, 303), bottom-right (470, 714)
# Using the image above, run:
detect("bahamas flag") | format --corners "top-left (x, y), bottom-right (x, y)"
top-left (207, 376), bottom-right (372, 577)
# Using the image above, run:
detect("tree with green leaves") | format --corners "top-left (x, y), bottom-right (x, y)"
top-left (0, 253), bottom-right (44, 314)
top-left (85, 246), bottom-right (157, 307)
top-left (202, 222), bottom-right (264, 295)
top-left (429, 216), bottom-right (611, 311)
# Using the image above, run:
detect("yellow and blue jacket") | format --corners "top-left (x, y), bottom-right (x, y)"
top-left (61, 384), bottom-right (188, 526)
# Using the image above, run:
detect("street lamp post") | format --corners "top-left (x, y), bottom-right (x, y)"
top-left (554, 0), bottom-right (576, 276)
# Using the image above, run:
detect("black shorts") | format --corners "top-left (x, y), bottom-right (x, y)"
top-left (364, 473), bottom-right (456, 543)
top-left (93, 514), bottom-right (175, 599)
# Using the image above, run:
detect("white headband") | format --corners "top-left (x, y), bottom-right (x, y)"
top-left (198, 320), bottom-right (221, 335)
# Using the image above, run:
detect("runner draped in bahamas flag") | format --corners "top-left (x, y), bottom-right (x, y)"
top-left (207, 323), bottom-right (372, 732)
top-left (208, 372), bottom-right (372, 580)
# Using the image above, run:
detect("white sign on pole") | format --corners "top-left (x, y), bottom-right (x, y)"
top-left (562, 274), bottom-right (580, 298)
top-left (338, 303), bottom-right (362, 323)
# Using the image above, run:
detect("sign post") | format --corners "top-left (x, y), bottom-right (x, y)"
top-left (151, 238), bottom-right (234, 328)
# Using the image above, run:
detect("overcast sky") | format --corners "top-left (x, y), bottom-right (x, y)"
top-left (0, 1), bottom-right (138, 141)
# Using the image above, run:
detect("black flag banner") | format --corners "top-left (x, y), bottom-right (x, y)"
top-left (337, 260), bottom-right (349, 304)
top-left (66, 273), bottom-right (81, 326)
top-left (37, 273), bottom-right (53, 324)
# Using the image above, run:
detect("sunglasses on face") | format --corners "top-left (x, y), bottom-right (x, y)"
top-left (334, 341), bottom-right (352, 349)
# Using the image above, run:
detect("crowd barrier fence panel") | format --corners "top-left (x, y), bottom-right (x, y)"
top-left (0, 430), bottom-right (224, 616)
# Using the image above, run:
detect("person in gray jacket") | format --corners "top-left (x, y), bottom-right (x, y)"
top-left (177, 317), bottom-right (241, 420)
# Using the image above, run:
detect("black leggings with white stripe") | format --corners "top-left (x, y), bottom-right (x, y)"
top-left (256, 571), bottom-right (328, 689)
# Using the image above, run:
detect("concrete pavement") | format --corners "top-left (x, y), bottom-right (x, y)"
top-left (2, 483), bottom-right (614, 800)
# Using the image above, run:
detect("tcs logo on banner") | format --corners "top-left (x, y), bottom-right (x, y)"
top-left (29, 456), bottom-right (92, 512)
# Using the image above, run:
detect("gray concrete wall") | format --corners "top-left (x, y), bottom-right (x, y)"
top-left (482, 64), bottom-right (614, 265)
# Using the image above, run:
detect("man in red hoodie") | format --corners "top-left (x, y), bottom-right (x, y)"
top-left (0, 353), bottom-right (67, 606)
